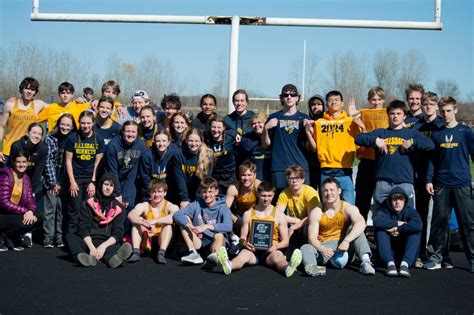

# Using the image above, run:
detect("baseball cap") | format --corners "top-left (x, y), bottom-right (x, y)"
top-left (281, 84), bottom-right (299, 95)
top-left (132, 89), bottom-right (150, 101)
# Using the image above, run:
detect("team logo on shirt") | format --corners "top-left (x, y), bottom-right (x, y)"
top-left (385, 137), bottom-right (404, 155)
top-left (181, 164), bottom-right (197, 175)
top-left (74, 142), bottom-right (98, 160)
top-left (280, 120), bottom-right (300, 134)
top-left (212, 143), bottom-right (227, 157)
top-left (440, 134), bottom-right (458, 148)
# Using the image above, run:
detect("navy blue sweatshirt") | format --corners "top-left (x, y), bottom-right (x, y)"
top-left (427, 124), bottom-right (474, 188)
top-left (209, 134), bottom-right (235, 177)
top-left (412, 116), bottom-right (444, 184)
top-left (93, 121), bottom-right (122, 146)
top-left (373, 187), bottom-right (422, 234)
top-left (139, 143), bottom-right (177, 200)
top-left (355, 127), bottom-right (434, 184)
top-left (170, 146), bottom-right (213, 202)
top-left (103, 136), bottom-right (147, 205)
top-left (404, 113), bottom-right (423, 129)
top-left (239, 131), bottom-right (272, 181)
top-left (224, 110), bottom-right (256, 139)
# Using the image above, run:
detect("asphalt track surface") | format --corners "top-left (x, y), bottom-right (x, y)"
top-left (1, 244), bottom-right (473, 314)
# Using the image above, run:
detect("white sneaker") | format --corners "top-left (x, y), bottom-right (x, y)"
top-left (360, 260), bottom-right (376, 275)
top-left (181, 251), bottom-right (204, 265)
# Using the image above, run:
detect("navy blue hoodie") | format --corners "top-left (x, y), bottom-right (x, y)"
top-left (224, 110), bottom-right (256, 139)
top-left (103, 135), bottom-right (147, 205)
top-left (373, 187), bottom-right (422, 234)
top-left (355, 127), bottom-right (434, 184)
top-left (170, 145), bottom-right (213, 203)
top-left (139, 143), bottom-right (177, 200)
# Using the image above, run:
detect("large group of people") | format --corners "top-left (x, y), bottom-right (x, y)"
top-left (0, 77), bottom-right (473, 278)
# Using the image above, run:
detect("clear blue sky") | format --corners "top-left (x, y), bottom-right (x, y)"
top-left (1, 0), bottom-right (473, 99)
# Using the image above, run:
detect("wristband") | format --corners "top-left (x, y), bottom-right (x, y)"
top-left (90, 180), bottom-right (96, 185)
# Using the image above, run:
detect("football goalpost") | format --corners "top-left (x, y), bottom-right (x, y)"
top-left (31, 0), bottom-right (442, 113)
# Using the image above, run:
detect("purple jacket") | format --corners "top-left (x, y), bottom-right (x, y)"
top-left (0, 167), bottom-right (36, 214)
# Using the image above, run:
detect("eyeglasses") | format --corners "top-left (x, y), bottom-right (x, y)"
top-left (287, 176), bottom-right (302, 182)
top-left (282, 93), bottom-right (298, 98)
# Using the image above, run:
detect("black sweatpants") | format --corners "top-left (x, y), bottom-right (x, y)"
top-left (66, 233), bottom-right (121, 263)
top-left (427, 186), bottom-right (474, 265)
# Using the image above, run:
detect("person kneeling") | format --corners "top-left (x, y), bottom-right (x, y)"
top-left (127, 179), bottom-right (178, 264)
top-left (173, 177), bottom-right (232, 265)
top-left (301, 177), bottom-right (375, 276)
top-left (216, 181), bottom-right (302, 277)
top-left (373, 188), bottom-right (422, 278)
top-left (66, 174), bottom-right (132, 268)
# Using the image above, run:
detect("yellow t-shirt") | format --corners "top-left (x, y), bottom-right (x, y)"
top-left (314, 111), bottom-right (359, 169)
top-left (2, 100), bottom-right (36, 156)
top-left (277, 185), bottom-right (320, 219)
top-left (357, 108), bottom-right (389, 160)
top-left (10, 172), bottom-right (23, 205)
top-left (111, 101), bottom-right (122, 122)
top-left (37, 101), bottom-right (90, 132)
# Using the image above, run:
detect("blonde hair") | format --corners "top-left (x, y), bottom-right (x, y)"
top-left (249, 111), bottom-right (267, 125)
top-left (367, 86), bottom-right (385, 100)
top-left (184, 128), bottom-right (214, 180)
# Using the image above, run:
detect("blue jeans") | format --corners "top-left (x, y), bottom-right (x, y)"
top-left (320, 174), bottom-right (355, 205)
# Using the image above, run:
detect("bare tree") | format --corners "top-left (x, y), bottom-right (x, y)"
top-left (435, 79), bottom-right (460, 99)
top-left (373, 50), bottom-right (399, 100)
top-left (327, 51), bottom-right (368, 106)
top-left (396, 49), bottom-right (428, 98)
top-left (290, 53), bottom-right (321, 100)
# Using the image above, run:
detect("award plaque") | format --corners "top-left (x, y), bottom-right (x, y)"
top-left (250, 220), bottom-right (274, 250)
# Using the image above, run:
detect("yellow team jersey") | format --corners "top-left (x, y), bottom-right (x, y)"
top-left (10, 172), bottom-right (23, 205)
top-left (357, 108), bottom-right (389, 160)
top-left (235, 182), bottom-right (258, 215)
top-left (318, 201), bottom-right (348, 243)
top-left (37, 101), bottom-right (90, 132)
top-left (314, 111), bottom-right (359, 169)
top-left (2, 100), bottom-right (36, 156)
top-left (277, 184), bottom-right (320, 220)
top-left (144, 201), bottom-right (168, 237)
top-left (249, 207), bottom-right (279, 244)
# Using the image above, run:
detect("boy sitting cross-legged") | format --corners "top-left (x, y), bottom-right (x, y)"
top-left (216, 181), bottom-right (302, 277)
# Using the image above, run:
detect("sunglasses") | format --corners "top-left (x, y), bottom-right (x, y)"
top-left (282, 93), bottom-right (298, 98)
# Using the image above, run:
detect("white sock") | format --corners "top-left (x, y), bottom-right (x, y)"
top-left (401, 261), bottom-right (409, 267)
top-left (361, 253), bottom-right (370, 262)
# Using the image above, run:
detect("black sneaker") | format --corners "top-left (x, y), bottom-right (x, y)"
top-left (385, 264), bottom-right (398, 277)
top-left (127, 249), bottom-right (141, 263)
top-left (442, 257), bottom-right (454, 269)
top-left (399, 265), bottom-right (411, 278)
top-left (109, 243), bottom-right (133, 268)
top-left (4, 236), bottom-right (24, 251)
top-left (21, 233), bottom-right (33, 248)
top-left (0, 237), bottom-right (8, 252)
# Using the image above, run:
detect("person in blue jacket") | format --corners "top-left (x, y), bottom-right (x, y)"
top-left (224, 89), bottom-right (255, 143)
top-left (373, 187), bottom-right (422, 278)
top-left (355, 100), bottom-right (434, 209)
top-left (173, 176), bottom-right (232, 265)
top-left (206, 117), bottom-right (236, 193)
top-left (169, 128), bottom-right (214, 208)
top-left (103, 121), bottom-right (147, 211)
top-left (424, 96), bottom-right (474, 272)
top-left (238, 112), bottom-right (272, 181)
top-left (139, 130), bottom-right (177, 201)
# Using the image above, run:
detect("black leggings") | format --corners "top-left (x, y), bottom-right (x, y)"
top-left (0, 211), bottom-right (43, 238)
